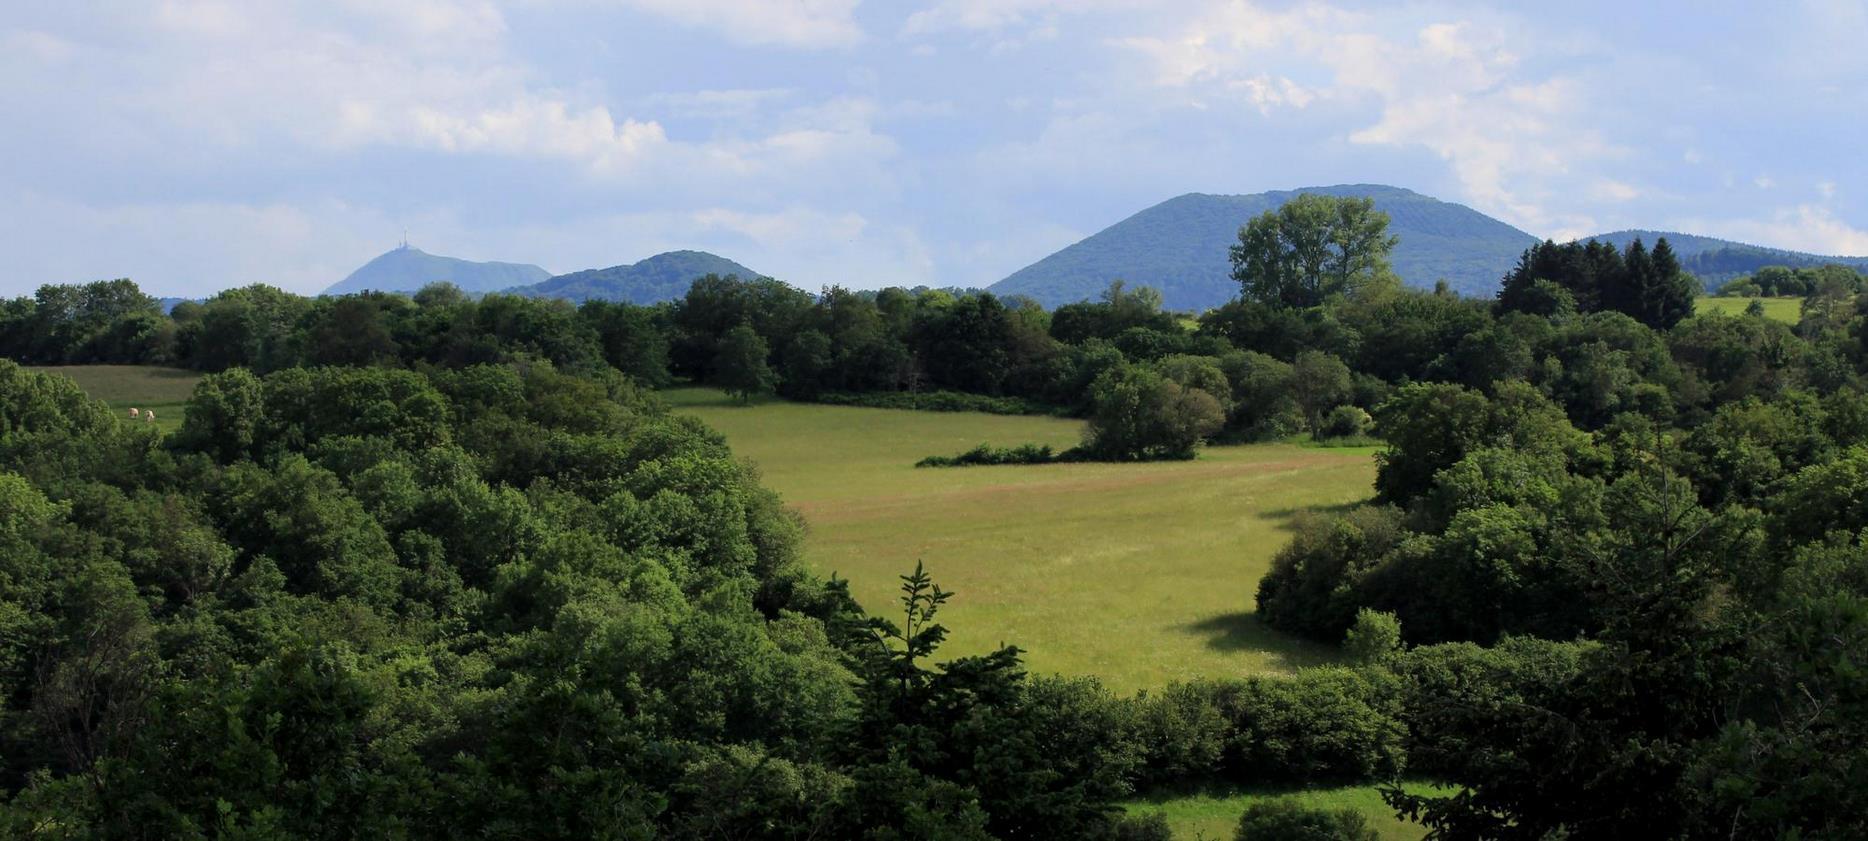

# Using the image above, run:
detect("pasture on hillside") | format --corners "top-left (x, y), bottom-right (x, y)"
top-left (26, 365), bottom-right (201, 432)
top-left (666, 387), bottom-right (1378, 693)
top-left (1697, 296), bottom-right (1801, 322)
top-left (1125, 782), bottom-right (1450, 841)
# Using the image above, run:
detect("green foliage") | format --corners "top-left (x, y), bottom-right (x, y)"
top-left (1318, 405), bottom-right (1372, 440)
top-left (1082, 363), bottom-right (1225, 460)
top-left (811, 389), bottom-right (1057, 415)
top-left (916, 443), bottom-right (1060, 468)
top-left (0, 361), bottom-right (1170, 838)
top-left (1233, 797), bottom-right (1379, 841)
top-left (713, 324), bottom-right (777, 403)
top-left (1290, 351), bottom-right (1352, 434)
top-left (1341, 609), bottom-right (1402, 666)
top-left (1232, 194), bottom-right (1398, 309)
top-left (1498, 236), bottom-right (1697, 329)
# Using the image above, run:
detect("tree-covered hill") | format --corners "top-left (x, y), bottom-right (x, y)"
top-left (1584, 229), bottom-right (1868, 289)
top-left (990, 185), bottom-right (1541, 310)
top-left (322, 245), bottom-right (550, 295)
top-left (513, 250), bottom-right (762, 304)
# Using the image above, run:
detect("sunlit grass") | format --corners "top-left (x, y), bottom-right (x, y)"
top-left (26, 364), bottom-right (201, 433)
top-left (667, 387), bottom-right (1378, 693)
top-left (1124, 781), bottom-right (1452, 841)
top-left (1697, 296), bottom-right (1801, 323)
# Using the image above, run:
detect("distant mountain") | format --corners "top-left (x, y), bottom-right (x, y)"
top-left (324, 246), bottom-right (550, 296)
top-left (513, 250), bottom-right (761, 304)
top-left (1582, 230), bottom-right (1868, 289)
top-left (990, 185), bottom-right (1542, 310)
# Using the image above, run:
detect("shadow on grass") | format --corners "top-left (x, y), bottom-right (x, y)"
top-left (1174, 611), bottom-right (1337, 671)
top-left (1258, 499), bottom-right (1370, 532)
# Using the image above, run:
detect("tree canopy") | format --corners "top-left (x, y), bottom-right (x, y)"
top-left (1230, 194), bottom-right (1399, 308)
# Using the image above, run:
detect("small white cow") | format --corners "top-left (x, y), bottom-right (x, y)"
top-left (129, 407), bottom-right (140, 419)
top-left (144, 410), bottom-right (155, 423)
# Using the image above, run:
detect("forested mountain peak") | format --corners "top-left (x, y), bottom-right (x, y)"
top-left (323, 245), bottom-right (551, 296)
top-left (990, 184), bottom-right (1540, 310)
top-left (1582, 229), bottom-right (1868, 287)
top-left (513, 250), bottom-right (762, 304)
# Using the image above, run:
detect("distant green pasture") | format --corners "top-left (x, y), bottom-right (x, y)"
top-left (1697, 296), bottom-right (1801, 323)
top-left (666, 387), bottom-right (1378, 693)
top-left (1124, 782), bottom-right (1450, 841)
top-left (25, 364), bottom-right (202, 433)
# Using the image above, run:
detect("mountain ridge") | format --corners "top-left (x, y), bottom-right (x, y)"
top-left (510, 250), bottom-right (762, 304)
top-left (323, 246), bottom-right (550, 296)
top-left (990, 185), bottom-right (1868, 309)
top-left (989, 184), bottom-right (1540, 310)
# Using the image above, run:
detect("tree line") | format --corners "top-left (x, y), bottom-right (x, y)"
top-left (5, 192), bottom-right (1868, 835)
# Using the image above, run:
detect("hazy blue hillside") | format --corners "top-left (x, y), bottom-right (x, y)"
top-left (989, 184), bottom-right (1541, 310)
top-left (1583, 229), bottom-right (1868, 288)
top-left (514, 250), bottom-right (760, 304)
top-left (324, 246), bottom-right (550, 295)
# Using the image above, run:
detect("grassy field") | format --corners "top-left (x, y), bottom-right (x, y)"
top-left (666, 387), bottom-right (1377, 692)
top-left (25, 365), bottom-right (202, 433)
top-left (1125, 782), bottom-right (1447, 840)
top-left (1698, 296), bottom-right (1801, 323)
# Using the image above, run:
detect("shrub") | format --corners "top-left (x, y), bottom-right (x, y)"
top-left (916, 443), bottom-right (1058, 468)
top-left (1233, 798), bottom-right (1379, 841)
top-left (1256, 506), bottom-right (1410, 640)
top-left (1132, 681), bottom-right (1230, 786)
top-left (1318, 405), bottom-right (1372, 440)
top-left (1222, 668), bottom-right (1408, 783)
top-left (813, 390), bottom-right (1057, 416)
top-left (1082, 364), bottom-right (1224, 460)
top-left (1342, 609), bottom-right (1402, 665)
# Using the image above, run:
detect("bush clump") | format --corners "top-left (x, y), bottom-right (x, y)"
top-left (916, 443), bottom-right (1061, 468)
top-left (813, 389), bottom-right (1058, 415)
top-left (1233, 798), bottom-right (1379, 841)
top-left (1318, 405), bottom-right (1372, 440)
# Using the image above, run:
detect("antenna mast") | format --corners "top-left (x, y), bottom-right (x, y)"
top-left (400, 228), bottom-right (409, 250)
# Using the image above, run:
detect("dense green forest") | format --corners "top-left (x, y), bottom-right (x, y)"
top-left (4, 196), bottom-right (1868, 837)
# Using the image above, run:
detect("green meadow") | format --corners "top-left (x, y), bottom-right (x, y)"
top-left (1697, 296), bottom-right (1802, 322)
top-left (26, 364), bottom-right (201, 433)
top-left (1124, 782), bottom-right (1446, 841)
top-left (665, 387), bottom-right (1377, 693)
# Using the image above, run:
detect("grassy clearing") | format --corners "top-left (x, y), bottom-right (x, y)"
top-left (666, 387), bottom-right (1378, 693)
top-left (1698, 296), bottom-right (1801, 323)
top-left (1124, 782), bottom-right (1449, 841)
top-left (25, 365), bottom-right (202, 433)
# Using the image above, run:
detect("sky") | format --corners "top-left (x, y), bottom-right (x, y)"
top-left (2, 0), bottom-right (1865, 298)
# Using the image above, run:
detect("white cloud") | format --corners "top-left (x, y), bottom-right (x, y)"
top-left (1755, 175), bottom-right (1777, 189)
top-left (10, 2), bottom-right (903, 192)
top-left (903, 0), bottom-right (1064, 35)
top-left (1590, 179), bottom-right (1639, 202)
top-left (1231, 75), bottom-right (1316, 114)
top-left (1819, 181), bottom-right (1838, 199)
top-left (1, 29), bottom-right (78, 62)
top-left (1113, 3), bottom-right (1615, 235)
top-left (602, 0), bottom-right (864, 48)
top-left (0, 191), bottom-right (417, 295)
top-left (643, 88), bottom-right (796, 120)
top-left (1685, 204), bottom-right (1868, 257)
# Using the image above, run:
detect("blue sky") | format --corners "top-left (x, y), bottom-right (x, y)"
top-left (2, 0), bottom-right (1864, 297)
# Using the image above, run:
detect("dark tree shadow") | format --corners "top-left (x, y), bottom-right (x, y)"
top-left (1258, 498), bottom-right (1371, 533)
top-left (1174, 611), bottom-right (1336, 671)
